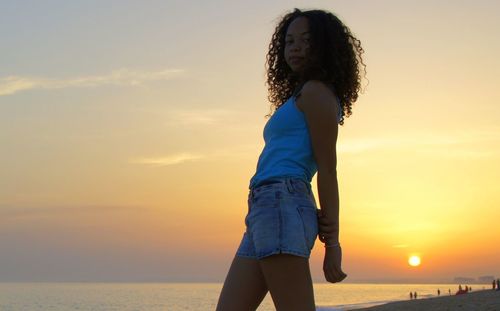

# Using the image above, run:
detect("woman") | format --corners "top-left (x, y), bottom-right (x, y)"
top-left (216, 8), bottom-right (366, 310)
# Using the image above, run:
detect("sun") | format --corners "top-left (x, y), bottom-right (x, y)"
top-left (408, 255), bottom-right (421, 267)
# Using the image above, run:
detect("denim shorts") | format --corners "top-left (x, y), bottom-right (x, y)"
top-left (236, 177), bottom-right (320, 260)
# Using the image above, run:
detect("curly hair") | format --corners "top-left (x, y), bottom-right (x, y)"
top-left (265, 8), bottom-right (367, 125)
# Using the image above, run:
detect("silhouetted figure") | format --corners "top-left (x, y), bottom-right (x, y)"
top-left (410, 292), bottom-right (413, 299)
top-left (414, 291), bottom-right (417, 299)
top-left (448, 288), bottom-right (451, 295)
top-left (497, 279), bottom-right (500, 291)
top-left (465, 285), bottom-right (469, 292)
top-left (437, 288), bottom-right (440, 296)
top-left (493, 280), bottom-right (496, 290)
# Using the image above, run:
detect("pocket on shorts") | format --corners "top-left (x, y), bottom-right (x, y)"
top-left (246, 203), bottom-right (280, 253)
top-left (296, 205), bottom-right (319, 250)
top-left (246, 188), bottom-right (276, 228)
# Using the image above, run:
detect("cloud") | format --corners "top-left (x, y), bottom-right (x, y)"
top-left (164, 108), bottom-right (244, 127)
top-left (0, 68), bottom-right (185, 96)
top-left (129, 152), bottom-right (205, 167)
top-left (415, 148), bottom-right (497, 158)
top-left (0, 204), bottom-right (145, 218)
top-left (129, 144), bottom-right (261, 167)
top-left (338, 130), bottom-right (500, 158)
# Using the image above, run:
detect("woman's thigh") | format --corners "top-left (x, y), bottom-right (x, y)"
top-left (259, 253), bottom-right (316, 311)
top-left (216, 255), bottom-right (268, 311)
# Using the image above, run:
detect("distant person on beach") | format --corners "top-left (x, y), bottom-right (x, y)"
top-left (216, 8), bottom-right (366, 311)
top-left (493, 280), bottom-right (496, 290)
top-left (497, 279), bottom-right (500, 291)
top-left (437, 288), bottom-right (440, 296)
top-left (409, 292), bottom-right (413, 299)
top-left (414, 291), bottom-right (417, 299)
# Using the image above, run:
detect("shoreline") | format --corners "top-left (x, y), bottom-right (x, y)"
top-left (352, 289), bottom-right (500, 310)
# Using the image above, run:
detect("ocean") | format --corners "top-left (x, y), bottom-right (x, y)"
top-left (0, 282), bottom-right (489, 310)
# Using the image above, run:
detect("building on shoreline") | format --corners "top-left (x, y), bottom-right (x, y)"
top-left (478, 276), bottom-right (495, 283)
top-left (454, 277), bottom-right (476, 283)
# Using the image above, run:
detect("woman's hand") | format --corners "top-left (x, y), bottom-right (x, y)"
top-left (317, 209), bottom-right (347, 283)
top-left (323, 245), bottom-right (347, 283)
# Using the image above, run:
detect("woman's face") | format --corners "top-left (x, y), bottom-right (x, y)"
top-left (284, 16), bottom-right (311, 74)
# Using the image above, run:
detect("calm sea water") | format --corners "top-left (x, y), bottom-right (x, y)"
top-left (0, 282), bottom-right (488, 310)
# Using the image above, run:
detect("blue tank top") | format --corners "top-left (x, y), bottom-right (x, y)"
top-left (249, 93), bottom-right (342, 189)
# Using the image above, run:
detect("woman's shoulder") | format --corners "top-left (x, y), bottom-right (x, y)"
top-left (299, 80), bottom-right (337, 98)
top-left (295, 80), bottom-right (339, 111)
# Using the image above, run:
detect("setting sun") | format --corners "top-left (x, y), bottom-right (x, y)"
top-left (408, 255), bottom-right (421, 267)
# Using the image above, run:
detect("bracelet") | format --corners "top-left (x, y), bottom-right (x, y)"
top-left (324, 242), bottom-right (340, 248)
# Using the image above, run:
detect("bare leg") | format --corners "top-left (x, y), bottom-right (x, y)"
top-left (216, 255), bottom-right (268, 311)
top-left (258, 253), bottom-right (315, 311)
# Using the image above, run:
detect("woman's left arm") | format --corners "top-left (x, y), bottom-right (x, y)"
top-left (297, 80), bottom-right (340, 243)
top-left (298, 80), bottom-right (347, 283)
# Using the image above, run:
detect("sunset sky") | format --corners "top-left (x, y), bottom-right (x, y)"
top-left (1, 0), bottom-right (499, 283)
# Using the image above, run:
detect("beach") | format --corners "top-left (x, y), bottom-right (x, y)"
top-left (355, 289), bottom-right (500, 310)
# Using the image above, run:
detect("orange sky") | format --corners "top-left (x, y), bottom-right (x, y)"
top-left (1, 1), bottom-right (499, 282)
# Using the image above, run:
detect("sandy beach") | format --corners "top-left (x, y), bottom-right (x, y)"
top-left (356, 289), bottom-right (500, 310)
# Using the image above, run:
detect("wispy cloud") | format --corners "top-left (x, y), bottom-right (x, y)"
top-left (129, 153), bottom-right (205, 167)
top-left (164, 108), bottom-right (242, 127)
top-left (0, 68), bottom-right (184, 96)
top-left (338, 130), bottom-right (500, 158)
top-left (415, 148), bottom-right (497, 158)
top-left (0, 204), bottom-right (146, 218)
top-left (129, 144), bottom-right (261, 167)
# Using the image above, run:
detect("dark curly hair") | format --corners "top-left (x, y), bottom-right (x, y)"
top-left (265, 8), bottom-right (367, 125)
